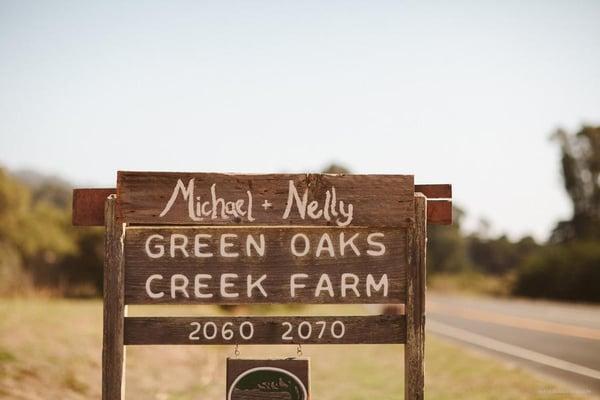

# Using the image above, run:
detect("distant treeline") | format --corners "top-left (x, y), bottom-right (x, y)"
top-left (0, 126), bottom-right (598, 301)
top-left (0, 168), bottom-right (103, 296)
top-left (428, 126), bottom-right (600, 302)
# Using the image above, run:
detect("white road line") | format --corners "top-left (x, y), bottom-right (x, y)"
top-left (428, 320), bottom-right (600, 381)
top-left (428, 301), bottom-right (600, 340)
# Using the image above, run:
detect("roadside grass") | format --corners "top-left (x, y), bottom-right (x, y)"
top-left (0, 298), bottom-right (591, 400)
top-left (428, 272), bottom-right (513, 297)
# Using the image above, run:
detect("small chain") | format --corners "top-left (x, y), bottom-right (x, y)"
top-left (296, 344), bottom-right (303, 357)
top-left (234, 344), bottom-right (240, 358)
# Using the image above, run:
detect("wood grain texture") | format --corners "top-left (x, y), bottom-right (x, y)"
top-left (415, 184), bottom-right (452, 199)
top-left (427, 199), bottom-right (452, 225)
top-left (116, 171), bottom-right (415, 227)
top-left (72, 188), bottom-right (115, 226)
top-left (123, 227), bottom-right (406, 305)
top-left (72, 185), bottom-right (453, 226)
top-left (124, 315), bottom-right (405, 345)
top-left (227, 359), bottom-right (310, 400)
top-left (102, 196), bottom-right (126, 400)
top-left (405, 194), bottom-right (427, 400)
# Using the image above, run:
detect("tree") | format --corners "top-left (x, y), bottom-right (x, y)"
top-left (551, 126), bottom-right (600, 242)
top-left (427, 206), bottom-right (473, 274)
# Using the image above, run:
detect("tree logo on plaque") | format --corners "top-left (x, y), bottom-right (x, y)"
top-left (227, 359), bottom-right (309, 400)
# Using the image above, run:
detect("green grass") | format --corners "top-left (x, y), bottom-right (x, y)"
top-left (0, 298), bottom-right (592, 399)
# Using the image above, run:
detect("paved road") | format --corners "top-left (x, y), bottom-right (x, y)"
top-left (427, 293), bottom-right (600, 397)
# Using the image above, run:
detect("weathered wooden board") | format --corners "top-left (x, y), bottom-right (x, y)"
top-left (72, 184), bottom-right (453, 226)
top-left (405, 194), bottom-right (427, 399)
top-left (72, 188), bottom-right (114, 226)
top-left (124, 315), bottom-right (405, 345)
top-left (102, 196), bottom-right (126, 400)
top-left (116, 171), bottom-right (415, 227)
top-left (427, 199), bottom-right (452, 225)
top-left (124, 227), bottom-right (406, 304)
top-left (227, 358), bottom-right (310, 400)
top-left (415, 184), bottom-right (451, 199)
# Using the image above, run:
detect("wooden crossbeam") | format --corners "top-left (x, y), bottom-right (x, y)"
top-left (72, 184), bottom-right (452, 226)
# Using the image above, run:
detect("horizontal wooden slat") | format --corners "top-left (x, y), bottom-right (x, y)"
top-left (117, 171), bottom-right (414, 227)
top-left (72, 184), bottom-right (453, 226)
top-left (427, 200), bottom-right (452, 225)
top-left (124, 315), bottom-right (406, 345)
top-left (415, 184), bottom-right (452, 199)
top-left (124, 227), bottom-right (406, 305)
top-left (72, 188), bottom-right (115, 226)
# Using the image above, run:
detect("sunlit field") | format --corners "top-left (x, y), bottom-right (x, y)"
top-left (0, 299), bottom-right (591, 400)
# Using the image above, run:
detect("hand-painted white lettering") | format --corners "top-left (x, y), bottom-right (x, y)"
top-left (146, 272), bottom-right (391, 300)
top-left (278, 320), bottom-right (346, 341)
top-left (339, 232), bottom-right (360, 256)
top-left (220, 273), bottom-right (239, 298)
top-left (160, 178), bottom-right (202, 221)
top-left (290, 273), bottom-right (308, 297)
top-left (220, 234), bottom-right (239, 257)
top-left (282, 180), bottom-right (354, 226)
top-left (170, 234), bottom-right (189, 258)
top-left (194, 234), bottom-right (213, 257)
top-left (189, 322), bottom-right (201, 340)
top-left (315, 233), bottom-right (335, 257)
top-left (314, 274), bottom-right (334, 297)
top-left (366, 274), bottom-right (388, 297)
top-left (159, 179), bottom-right (254, 222)
top-left (239, 321), bottom-right (254, 340)
top-left (203, 321), bottom-right (218, 339)
top-left (290, 233), bottom-right (310, 257)
top-left (145, 234), bottom-right (165, 258)
top-left (331, 320), bottom-right (345, 339)
top-left (245, 234), bottom-right (265, 257)
top-left (316, 320), bottom-right (327, 338)
top-left (145, 274), bottom-right (164, 298)
top-left (323, 191), bottom-right (331, 221)
top-left (171, 274), bottom-right (190, 298)
top-left (222, 322), bottom-right (234, 340)
top-left (194, 274), bottom-right (213, 298)
top-left (341, 273), bottom-right (360, 297)
top-left (306, 201), bottom-right (323, 219)
top-left (261, 199), bottom-right (272, 210)
top-left (298, 321), bottom-right (312, 339)
top-left (146, 233), bottom-right (272, 259)
top-left (281, 322), bottom-right (293, 341)
top-left (247, 274), bottom-right (268, 298)
top-left (366, 232), bottom-right (386, 256)
top-left (188, 321), bottom-right (255, 341)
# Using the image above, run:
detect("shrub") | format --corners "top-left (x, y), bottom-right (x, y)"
top-left (512, 241), bottom-right (600, 302)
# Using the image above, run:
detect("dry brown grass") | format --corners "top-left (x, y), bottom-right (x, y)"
top-left (0, 299), bottom-right (592, 399)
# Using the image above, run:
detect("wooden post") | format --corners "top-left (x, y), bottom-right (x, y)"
top-left (103, 195), bottom-right (126, 399)
top-left (405, 194), bottom-right (427, 399)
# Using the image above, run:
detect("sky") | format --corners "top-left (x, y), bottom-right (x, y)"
top-left (1, 1), bottom-right (599, 240)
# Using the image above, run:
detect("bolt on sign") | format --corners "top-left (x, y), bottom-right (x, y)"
top-left (72, 171), bottom-right (452, 400)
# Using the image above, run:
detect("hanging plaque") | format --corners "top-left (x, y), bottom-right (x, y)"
top-left (226, 358), bottom-right (310, 400)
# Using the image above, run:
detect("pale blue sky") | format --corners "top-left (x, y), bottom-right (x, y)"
top-left (1, 1), bottom-right (599, 240)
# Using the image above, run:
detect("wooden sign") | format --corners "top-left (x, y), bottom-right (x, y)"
top-left (116, 171), bottom-right (415, 226)
top-left (70, 171), bottom-right (449, 400)
top-left (123, 227), bottom-right (406, 304)
top-left (125, 315), bottom-right (406, 345)
top-left (227, 358), bottom-right (310, 400)
top-left (72, 184), bottom-right (451, 227)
